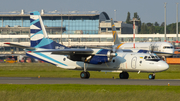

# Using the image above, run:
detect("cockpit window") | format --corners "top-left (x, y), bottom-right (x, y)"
top-left (144, 56), bottom-right (147, 59)
top-left (144, 55), bottom-right (160, 61)
top-left (155, 56), bottom-right (159, 59)
top-left (163, 46), bottom-right (173, 49)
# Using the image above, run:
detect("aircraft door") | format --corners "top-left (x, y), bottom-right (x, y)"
top-left (131, 57), bottom-right (137, 69)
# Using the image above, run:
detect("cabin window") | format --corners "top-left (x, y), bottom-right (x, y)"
top-left (144, 56), bottom-right (147, 59)
top-left (163, 46), bottom-right (173, 49)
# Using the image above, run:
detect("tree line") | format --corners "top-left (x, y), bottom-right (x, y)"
top-left (126, 12), bottom-right (180, 34)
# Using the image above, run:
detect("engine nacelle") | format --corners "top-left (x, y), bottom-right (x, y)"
top-left (87, 49), bottom-right (117, 64)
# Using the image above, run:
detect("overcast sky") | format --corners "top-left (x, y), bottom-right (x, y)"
top-left (0, 0), bottom-right (180, 25)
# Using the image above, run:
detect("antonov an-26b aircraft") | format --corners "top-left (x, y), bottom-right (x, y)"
top-left (5, 11), bottom-right (169, 80)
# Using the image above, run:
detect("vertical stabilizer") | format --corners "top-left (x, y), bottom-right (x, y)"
top-left (30, 11), bottom-right (68, 49)
top-left (111, 18), bottom-right (121, 45)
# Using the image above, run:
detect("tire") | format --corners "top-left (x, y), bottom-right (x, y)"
top-left (80, 72), bottom-right (87, 79)
top-left (119, 73), bottom-right (124, 79)
top-left (86, 72), bottom-right (90, 79)
top-left (125, 72), bottom-right (129, 79)
top-left (119, 72), bottom-right (129, 79)
top-left (148, 74), bottom-right (154, 80)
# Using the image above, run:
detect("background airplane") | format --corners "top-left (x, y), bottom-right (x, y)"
top-left (111, 18), bottom-right (174, 58)
top-left (5, 11), bottom-right (169, 80)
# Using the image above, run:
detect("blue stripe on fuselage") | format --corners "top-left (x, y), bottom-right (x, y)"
top-left (34, 52), bottom-right (67, 66)
top-left (26, 53), bottom-right (56, 65)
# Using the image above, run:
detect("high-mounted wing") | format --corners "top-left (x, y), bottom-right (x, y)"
top-left (33, 49), bottom-right (94, 55)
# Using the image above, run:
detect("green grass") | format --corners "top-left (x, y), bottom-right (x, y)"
top-left (0, 84), bottom-right (179, 101)
top-left (0, 63), bottom-right (180, 79)
top-left (0, 64), bottom-right (180, 101)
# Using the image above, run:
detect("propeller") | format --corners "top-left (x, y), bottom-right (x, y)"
top-left (149, 44), bottom-right (157, 56)
top-left (107, 45), bottom-right (118, 60)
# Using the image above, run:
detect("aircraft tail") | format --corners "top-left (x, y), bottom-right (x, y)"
top-left (30, 11), bottom-right (68, 49)
top-left (111, 18), bottom-right (121, 45)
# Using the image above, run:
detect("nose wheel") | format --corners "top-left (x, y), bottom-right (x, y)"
top-left (148, 74), bottom-right (155, 80)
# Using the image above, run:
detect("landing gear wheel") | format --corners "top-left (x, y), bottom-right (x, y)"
top-left (86, 72), bottom-right (90, 79)
top-left (119, 72), bottom-right (129, 79)
top-left (80, 72), bottom-right (87, 79)
top-left (80, 71), bottom-right (90, 79)
top-left (148, 74), bottom-right (155, 80)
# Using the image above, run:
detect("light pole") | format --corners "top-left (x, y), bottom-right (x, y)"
top-left (164, 2), bottom-right (167, 42)
top-left (114, 10), bottom-right (117, 21)
top-left (176, 3), bottom-right (179, 44)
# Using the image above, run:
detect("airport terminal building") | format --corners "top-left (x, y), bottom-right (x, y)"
top-left (0, 10), bottom-right (132, 35)
top-left (0, 10), bottom-right (179, 55)
top-left (0, 10), bottom-right (133, 54)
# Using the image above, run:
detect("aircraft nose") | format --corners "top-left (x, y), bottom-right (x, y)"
top-left (157, 61), bottom-right (169, 71)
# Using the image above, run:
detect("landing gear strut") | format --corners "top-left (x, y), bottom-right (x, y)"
top-left (148, 73), bottom-right (155, 80)
top-left (80, 63), bottom-right (90, 79)
top-left (119, 72), bottom-right (129, 79)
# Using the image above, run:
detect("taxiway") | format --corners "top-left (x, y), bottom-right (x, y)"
top-left (0, 77), bottom-right (179, 85)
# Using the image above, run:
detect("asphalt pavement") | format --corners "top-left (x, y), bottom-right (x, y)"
top-left (0, 77), bottom-right (179, 85)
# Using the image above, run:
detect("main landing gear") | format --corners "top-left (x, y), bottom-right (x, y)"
top-left (80, 63), bottom-right (90, 79)
top-left (148, 73), bottom-right (155, 80)
top-left (80, 71), bottom-right (90, 79)
top-left (119, 72), bottom-right (129, 79)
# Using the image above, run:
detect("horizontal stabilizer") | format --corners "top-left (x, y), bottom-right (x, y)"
top-left (33, 49), bottom-right (94, 55)
top-left (4, 43), bottom-right (35, 50)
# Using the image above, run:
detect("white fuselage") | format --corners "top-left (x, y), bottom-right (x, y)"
top-left (26, 49), bottom-right (169, 73)
top-left (118, 42), bottom-right (174, 56)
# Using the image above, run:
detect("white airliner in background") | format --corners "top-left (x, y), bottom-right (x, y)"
top-left (111, 20), bottom-right (174, 57)
top-left (4, 11), bottom-right (169, 80)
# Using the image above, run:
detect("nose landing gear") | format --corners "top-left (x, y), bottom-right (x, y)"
top-left (148, 73), bottom-right (155, 80)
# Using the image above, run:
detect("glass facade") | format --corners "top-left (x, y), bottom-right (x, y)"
top-left (0, 15), bottom-right (99, 35)
top-left (1, 36), bottom-right (180, 43)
